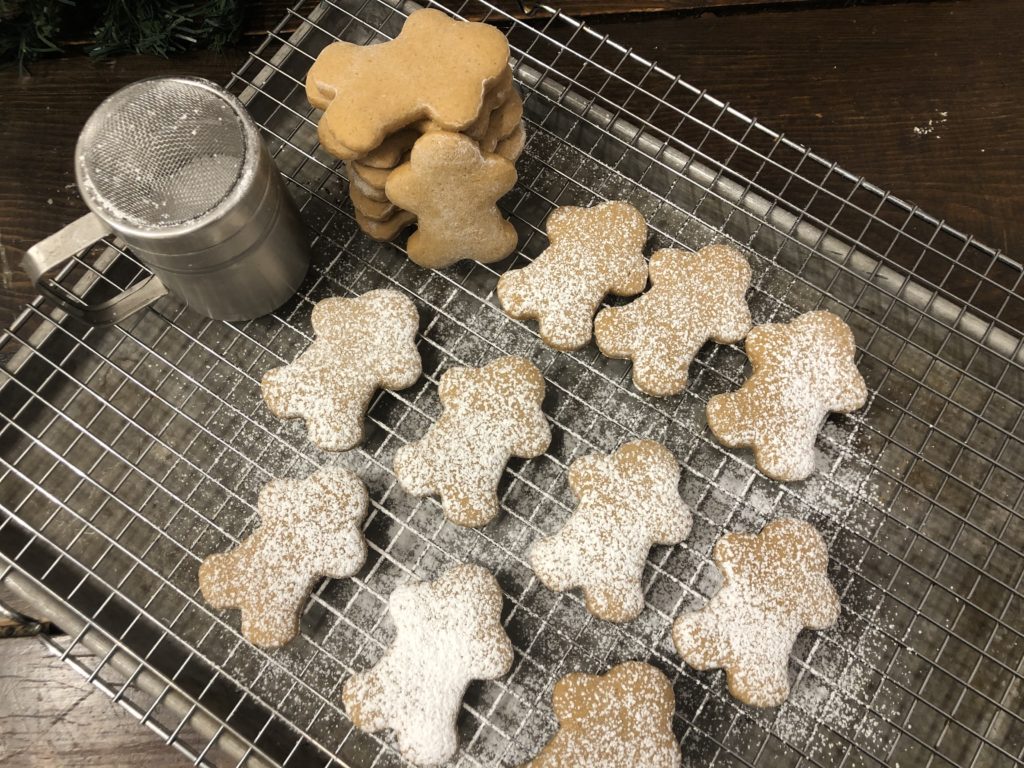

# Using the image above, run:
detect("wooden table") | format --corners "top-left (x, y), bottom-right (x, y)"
top-left (1, 0), bottom-right (1021, 765)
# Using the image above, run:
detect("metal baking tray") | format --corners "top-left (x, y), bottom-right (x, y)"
top-left (1, 1), bottom-right (1021, 766)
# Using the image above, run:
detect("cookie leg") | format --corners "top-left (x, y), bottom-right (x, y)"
top-left (585, 579), bottom-right (644, 623)
top-left (705, 389), bottom-right (758, 445)
top-left (727, 659), bottom-right (791, 708)
top-left (537, 299), bottom-right (597, 351)
top-left (303, 382), bottom-right (372, 452)
top-left (439, 479), bottom-right (500, 527)
top-left (671, 612), bottom-right (724, 670)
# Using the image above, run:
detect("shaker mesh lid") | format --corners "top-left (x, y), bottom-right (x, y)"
top-left (76, 78), bottom-right (248, 230)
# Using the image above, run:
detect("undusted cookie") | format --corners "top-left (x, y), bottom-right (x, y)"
top-left (494, 121), bottom-right (527, 161)
top-left (672, 518), bottom-right (839, 707)
top-left (530, 440), bottom-right (691, 622)
top-left (198, 466), bottom-right (368, 648)
top-left (386, 131), bottom-right (518, 268)
top-left (343, 563), bottom-right (513, 766)
top-left (595, 245), bottom-right (752, 396)
top-left (347, 166), bottom-right (389, 203)
top-left (393, 355), bottom-right (550, 527)
top-left (261, 290), bottom-right (421, 451)
top-left (349, 182), bottom-right (396, 220)
top-left (355, 209), bottom-right (417, 241)
top-left (359, 128), bottom-right (419, 170)
top-left (705, 310), bottom-right (867, 481)
top-left (497, 201), bottom-right (648, 351)
top-left (479, 87), bottom-right (524, 153)
top-left (521, 662), bottom-right (681, 768)
top-left (306, 9), bottom-right (510, 158)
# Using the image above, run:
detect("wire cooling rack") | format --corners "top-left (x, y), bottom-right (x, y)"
top-left (2, 1), bottom-right (1022, 766)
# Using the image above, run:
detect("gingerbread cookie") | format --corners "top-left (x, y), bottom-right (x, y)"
top-left (349, 181), bottom-right (396, 220)
top-left (261, 290), bottom-right (421, 451)
top-left (705, 310), bottom-right (867, 481)
top-left (393, 355), bottom-right (550, 527)
top-left (672, 517), bottom-right (839, 707)
top-left (358, 127), bottom-right (420, 170)
top-left (355, 209), bottom-right (417, 242)
top-left (306, 9), bottom-right (510, 159)
top-left (595, 245), bottom-right (752, 397)
top-left (530, 440), bottom-right (691, 622)
top-left (497, 201), bottom-right (648, 351)
top-left (385, 131), bottom-right (518, 268)
top-left (198, 466), bottom-right (368, 648)
top-left (494, 121), bottom-right (527, 161)
top-left (343, 563), bottom-right (513, 765)
top-left (521, 662), bottom-right (681, 768)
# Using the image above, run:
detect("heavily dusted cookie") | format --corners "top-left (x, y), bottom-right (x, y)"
top-left (385, 131), bottom-right (518, 268)
top-left (497, 201), bottom-right (648, 351)
top-left (261, 290), bottom-right (421, 451)
top-left (705, 310), bottom-right (867, 482)
top-left (672, 518), bottom-right (839, 707)
top-left (595, 244), bottom-right (752, 397)
top-left (355, 208), bottom-right (417, 241)
top-left (198, 466), bottom-right (368, 648)
top-left (393, 355), bottom-right (550, 527)
top-left (306, 8), bottom-right (510, 159)
top-left (530, 440), bottom-right (692, 622)
top-left (343, 563), bottom-right (513, 766)
top-left (521, 662), bottom-right (682, 768)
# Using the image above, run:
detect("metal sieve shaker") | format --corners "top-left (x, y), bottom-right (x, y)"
top-left (24, 76), bottom-right (310, 325)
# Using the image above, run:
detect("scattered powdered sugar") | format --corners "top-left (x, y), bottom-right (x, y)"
top-left (524, 662), bottom-right (681, 767)
top-left (594, 244), bottom-right (752, 397)
top-left (198, 465), bottom-right (369, 648)
top-left (342, 563), bottom-right (513, 766)
top-left (530, 439), bottom-right (692, 622)
top-left (672, 518), bottom-right (840, 708)
top-left (706, 310), bottom-right (868, 482)
top-left (496, 200), bottom-right (649, 351)
top-left (393, 355), bottom-right (551, 527)
top-left (261, 290), bottom-right (422, 452)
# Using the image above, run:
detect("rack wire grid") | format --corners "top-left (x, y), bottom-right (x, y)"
top-left (1, 0), bottom-right (1022, 766)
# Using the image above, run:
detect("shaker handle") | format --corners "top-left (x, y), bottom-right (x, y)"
top-left (23, 213), bottom-right (168, 327)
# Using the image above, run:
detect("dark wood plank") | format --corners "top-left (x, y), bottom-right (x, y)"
top-left (0, 637), bottom-right (185, 767)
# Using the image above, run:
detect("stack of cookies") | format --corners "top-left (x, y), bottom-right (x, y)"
top-left (305, 8), bottom-right (526, 260)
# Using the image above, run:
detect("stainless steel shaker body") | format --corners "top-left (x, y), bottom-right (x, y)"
top-left (25, 76), bottom-right (310, 324)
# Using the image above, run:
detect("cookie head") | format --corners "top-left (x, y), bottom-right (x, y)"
top-left (522, 662), bottom-right (681, 767)
top-left (306, 8), bottom-right (510, 158)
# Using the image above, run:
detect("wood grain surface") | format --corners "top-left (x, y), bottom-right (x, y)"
top-left (0, 637), bottom-right (179, 767)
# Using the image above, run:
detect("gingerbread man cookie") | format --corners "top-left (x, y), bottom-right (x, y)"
top-left (198, 466), bottom-right (368, 648)
top-left (393, 355), bottom-right (550, 527)
top-left (705, 310), bottom-right (867, 481)
top-left (306, 9), bottom-right (510, 159)
top-left (343, 563), bottom-right (513, 766)
top-left (521, 662), bottom-right (682, 768)
top-left (385, 131), bottom-right (518, 268)
top-left (530, 440), bottom-right (691, 622)
top-left (672, 517), bottom-right (840, 707)
top-left (595, 245), bottom-right (752, 396)
top-left (497, 201), bottom-right (648, 351)
top-left (261, 290), bottom-right (422, 452)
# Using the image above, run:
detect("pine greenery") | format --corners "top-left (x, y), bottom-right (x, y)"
top-left (1, 0), bottom-right (244, 66)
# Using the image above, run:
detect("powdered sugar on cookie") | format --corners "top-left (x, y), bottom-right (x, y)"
top-left (706, 310), bottom-right (867, 481)
top-left (198, 466), bottom-right (369, 648)
top-left (595, 244), bottom-right (752, 396)
top-left (672, 517), bottom-right (840, 707)
top-left (261, 290), bottom-right (422, 452)
top-left (530, 440), bottom-right (691, 622)
top-left (394, 355), bottom-right (550, 527)
top-left (343, 563), bottom-right (513, 766)
top-left (521, 661), bottom-right (681, 768)
top-left (497, 201), bottom-right (648, 351)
